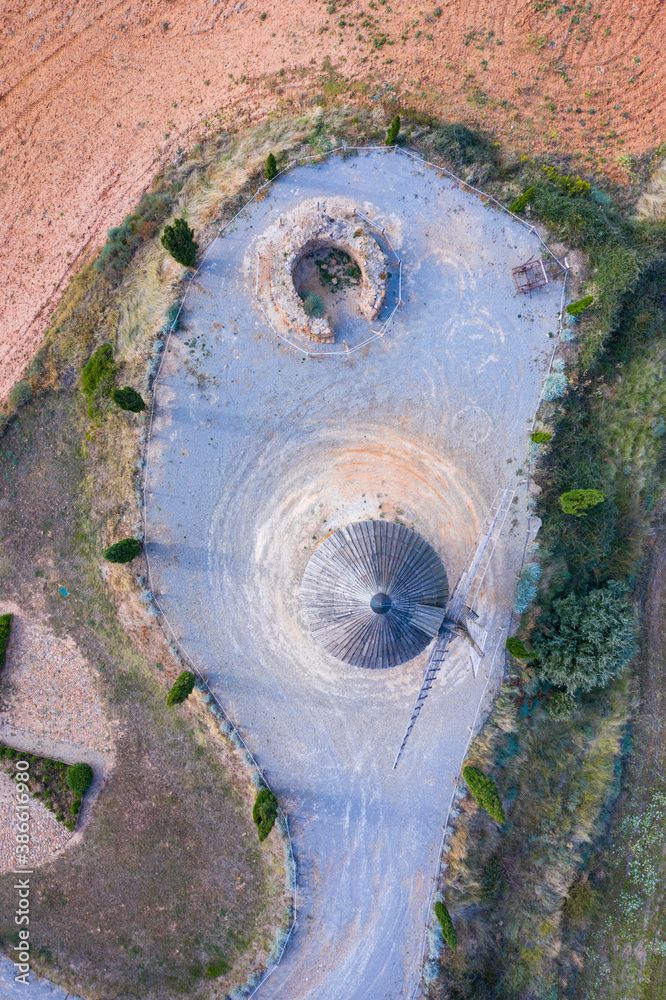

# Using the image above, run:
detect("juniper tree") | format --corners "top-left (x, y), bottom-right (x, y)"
top-left (386, 115), bottom-right (400, 146)
top-left (112, 386), bottom-right (146, 412)
top-left (266, 153), bottom-right (278, 180)
top-left (161, 217), bottom-right (198, 268)
top-left (103, 538), bottom-right (141, 564)
top-left (253, 788), bottom-right (279, 841)
top-left (167, 671), bottom-right (196, 707)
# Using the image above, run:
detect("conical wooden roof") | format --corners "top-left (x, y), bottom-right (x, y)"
top-left (301, 520), bottom-right (448, 669)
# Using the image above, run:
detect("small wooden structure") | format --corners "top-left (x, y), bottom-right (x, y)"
top-left (512, 256), bottom-right (550, 294)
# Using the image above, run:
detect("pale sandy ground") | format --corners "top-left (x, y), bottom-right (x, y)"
top-left (144, 150), bottom-right (562, 999)
top-left (2, 0), bottom-right (664, 399)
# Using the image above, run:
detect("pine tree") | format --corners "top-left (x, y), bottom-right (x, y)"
top-left (462, 765), bottom-right (506, 823)
top-left (266, 152), bottom-right (278, 180)
top-left (161, 217), bottom-right (198, 268)
top-left (386, 115), bottom-right (400, 146)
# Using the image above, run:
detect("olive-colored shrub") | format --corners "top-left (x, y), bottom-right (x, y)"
top-left (167, 671), bottom-right (196, 707)
top-left (434, 900), bottom-right (457, 952)
top-left (531, 431), bottom-right (552, 443)
top-left (567, 295), bottom-right (594, 316)
top-left (506, 636), bottom-right (533, 660)
top-left (559, 488), bottom-right (606, 516)
top-left (103, 538), bottom-right (141, 564)
top-left (462, 765), bottom-right (506, 823)
top-left (509, 186), bottom-right (535, 213)
top-left (65, 763), bottom-right (93, 794)
top-left (82, 344), bottom-right (117, 408)
top-left (253, 788), bottom-right (279, 841)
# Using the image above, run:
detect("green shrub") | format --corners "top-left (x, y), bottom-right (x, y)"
top-left (103, 537), bottom-right (141, 564)
top-left (386, 114), bottom-right (400, 146)
top-left (82, 344), bottom-right (116, 409)
top-left (567, 295), bottom-right (594, 316)
top-left (533, 581), bottom-right (638, 693)
top-left (70, 796), bottom-right (82, 815)
top-left (462, 765), bottom-right (506, 823)
top-left (302, 293), bottom-right (324, 318)
top-left (65, 763), bottom-right (93, 794)
top-left (0, 613), bottom-right (12, 670)
top-left (253, 788), bottom-right (279, 841)
top-left (547, 689), bottom-right (577, 720)
top-left (559, 488), bottom-right (606, 516)
top-left (8, 381), bottom-right (32, 409)
top-left (161, 217), bottom-right (198, 268)
top-left (265, 152), bottom-right (278, 180)
top-left (434, 900), bottom-right (457, 951)
top-left (167, 671), bottom-right (196, 707)
top-left (506, 636), bottom-right (533, 660)
top-left (112, 386), bottom-right (146, 412)
top-left (531, 431), bottom-right (552, 443)
top-left (509, 186), bottom-right (535, 213)
top-left (206, 957), bottom-right (231, 978)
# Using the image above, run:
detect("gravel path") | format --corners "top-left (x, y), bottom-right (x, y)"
top-left (144, 150), bottom-right (562, 999)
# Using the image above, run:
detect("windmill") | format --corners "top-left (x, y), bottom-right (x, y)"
top-left (392, 486), bottom-right (515, 769)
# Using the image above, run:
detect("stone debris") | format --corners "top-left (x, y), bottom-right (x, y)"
top-left (0, 769), bottom-right (73, 873)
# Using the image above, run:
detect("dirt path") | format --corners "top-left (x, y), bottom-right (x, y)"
top-left (2, 0), bottom-right (664, 399)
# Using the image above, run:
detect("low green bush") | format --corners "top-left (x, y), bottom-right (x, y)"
top-left (567, 295), bottom-right (595, 316)
top-left (112, 386), bottom-right (146, 412)
top-left (103, 537), bottom-right (141, 564)
top-left (8, 381), bottom-right (32, 409)
top-left (509, 186), bottom-right (535, 213)
top-left (161, 217), bottom-right (198, 268)
top-left (265, 152), bottom-right (278, 180)
top-left (253, 788), bottom-right (279, 841)
top-left (462, 765), bottom-right (506, 823)
top-left (506, 636), bottom-right (533, 660)
top-left (559, 488), bottom-right (605, 516)
top-left (386, 114), bottom-right (400, 146)
top-left (434, 900), bottom-right (457, 952)
top-left (65, 763), bottom-right (93, 794)
top-left (531, 431), bottom-right (552, 443)
top-left (547, 690), bottom-right (577, 720)
top-left (533, 581), bottom-right (638, 693)
top-left (0, 613), bottom-right (12, 670)
top-left (82, 344), bottom-right (117, 413)
top-left (70, 795), bottom-right (82, 815)
top-left (167, 671), bottom-right (196, 707)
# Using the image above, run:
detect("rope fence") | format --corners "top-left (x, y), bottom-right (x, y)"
top-left (139, 140), bottom-right (572, 998)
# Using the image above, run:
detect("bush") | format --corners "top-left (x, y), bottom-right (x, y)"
top-left (0, 613), bottom-right (12, 670)
top-left (161, 217), bottom-right (198, 268)
top-left (533, 581), bottom-right (638, 693)
top-left (509, 186), bottom-right (535, 213)
top-left (542, 372), bottom-right (568, 400)
top-left (303, 293), bottom-right (324, 318)
top-left (112, 386), bottom-right (146, 412)
top-left (531, 431), bottom-right (552, 443)
top-left (567, 295), bottom-right (594, 316)
top-left (506, 636), bottom-right (533, 660)
top-left (167, 670), bottom-right (196, 706)
top-left (253, 788), bottom-right (279, 841)
top-left (103, 537), bottom-right (141, 564)
top-left (65, 763), bottom-right (93, 794)
top-left (547, 689), bottom-right (577, 720)
top-left (513, 563), bottom-right (541, 614)
top-left (434, 900), bottom-right (457, 951)
top-left (265, 152), bottom-right (278, 180)
top-left (8, 381), bottom-right (32, 409)
top-left (462, 765), bottom-right (506, 823)
top-left (386, 114), bottom-right (400, 146)
top-left (82, 344), bottom-right (116, 409)
top-left (559, 488), bottom-right (606, 516)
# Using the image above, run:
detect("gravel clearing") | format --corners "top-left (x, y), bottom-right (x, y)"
top-left (145, 149), bottom-right (562, 1000)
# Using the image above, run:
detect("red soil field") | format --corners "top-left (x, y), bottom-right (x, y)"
top-left (1, 0), bottom-right (664, 399)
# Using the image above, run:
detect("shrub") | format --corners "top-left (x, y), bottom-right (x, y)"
top-left (509, 186), bottom-right (535, 213)
top-left (506, 636), bottom-right (533, 660)
top-left (253, 788), bottom-right (279, 841)
top-left (265, 152), bottom-right (278, 180)
top-left (65, 763), bottom-right (93, 794)
top-left (513, 562), bottom-right (541, 614)
top-left (82, 344), bottom-right (117, 408)
top-left (542, 165), bottom-right (591, 196)
top-left (0, 613), bottom-right (12, 670)
top-left (303, 293), bottom-right (324, 318)
top-left (533, 581), bottom-right (638, 693)
top-left (542, 372), bottom-right (568, 400)
top-left (161, 217), bottom-right (198, 268)
top-left (559, 488), bottom-right (606, 516)
top-left (386, 114), bottom-right (400, 146)
top-left (112, 386), bottom-right (146, 412)
top-left (434, 901), bottom-right (457, 952)
top-left (167, 670), bottom-right (196, 706)
top-left (567, 295), bottom-right (594, 316)
top-left (531, 431), bottom-right (552, 443)
top-left (547, 689), bottom-right (577, 720)
top-left (70, 796), bottom-right (82, 815)
top-left (8, 381), bottom-right (32, 409)
top-left (462, 765), bottom-right (506, 823)
top-left (103, 537), bottom-right (141, 564)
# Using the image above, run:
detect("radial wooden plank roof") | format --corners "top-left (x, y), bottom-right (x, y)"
top-left (301, 520), bottom-right (448, 669)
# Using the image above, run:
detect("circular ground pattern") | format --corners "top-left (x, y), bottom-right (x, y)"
top-left (301, 520), bottom-right (448, 670)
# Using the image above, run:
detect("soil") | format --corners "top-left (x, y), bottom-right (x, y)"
top-left (2, 0), bottom-right (664, 399)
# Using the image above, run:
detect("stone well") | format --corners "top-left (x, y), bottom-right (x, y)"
top-left (269, 210), bottom-right (388, 343)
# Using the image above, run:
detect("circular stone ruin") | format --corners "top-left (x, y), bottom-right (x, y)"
top-left (269, 209), bottom-right (388, 343)
top-left (300, 520), bottom-right (449, 669)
